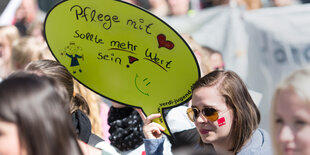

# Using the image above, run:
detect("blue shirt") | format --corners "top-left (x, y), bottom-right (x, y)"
top-left (143, 128), bottom-right (273, 155)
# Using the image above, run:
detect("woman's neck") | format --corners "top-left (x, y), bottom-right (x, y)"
top-left (212, 137), bottom-right (235, 155)
top-left (213, 144), bottom-right (234, 155)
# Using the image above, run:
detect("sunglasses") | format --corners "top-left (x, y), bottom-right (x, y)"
top-left (187, 107), bottom-right (220, 122)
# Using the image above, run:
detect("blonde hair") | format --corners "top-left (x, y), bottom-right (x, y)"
top-left (181, 34), bottom-right (212, 76)
top-left (0, 26), bottom-right (20, 77)
top-left (0, 26), bottom-right (20, 44)
top-left (270, 66), bottom-right (310, 155)
top-left (11, 37), bottom-right (53, 70)
top-left (74, 81), bottom-right (103, 137)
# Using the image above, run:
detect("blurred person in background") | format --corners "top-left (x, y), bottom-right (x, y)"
top-left (167, 0), bottom-right (192, 16)
top-left (13, 0), bottom-right (44, 36)
top-left (148, 0), bottom-right (169, 17)
top-left (0, 25), bottom-right (19, 80)
top-left (200, 0), bottom-right (261, 10)
top-left (26, 20), bottom-right (45, 43)
top-left (271, 66), bottom-right (310, 155)
top-left (201, 46), bottom-right (225, 72)
top-left (10, 36), bottom-right (53, 72)
top-left (122, 0), bottom-right (151, 9)
top-left (270, 0), bottom-right (309, 7)
top-left (73, 81), bottom-right (111, 142)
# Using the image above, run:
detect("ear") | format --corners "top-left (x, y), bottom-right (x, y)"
top-left (193, 50), bottom-right (201, 62)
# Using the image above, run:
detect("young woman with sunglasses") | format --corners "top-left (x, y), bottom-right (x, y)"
top-left (141, 70), bottom-right (272, 155)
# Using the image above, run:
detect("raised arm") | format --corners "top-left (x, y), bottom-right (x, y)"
top-left (137, 109), bottom-right (166, 155)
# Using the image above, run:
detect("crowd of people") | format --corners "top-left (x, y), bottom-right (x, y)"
top-left (1, 0), bottom-right (310, 155)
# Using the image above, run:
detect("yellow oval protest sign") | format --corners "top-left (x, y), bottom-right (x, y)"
top-left (45, 0), bottom-right (200, 136)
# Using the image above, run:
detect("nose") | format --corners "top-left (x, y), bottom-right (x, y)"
top-left (195, 113), bottom-right (208, 123)
top-left (278, 125), bottom-right (294, 143)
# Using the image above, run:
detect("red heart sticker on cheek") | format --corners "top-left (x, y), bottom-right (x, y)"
top-left (217, 117), bottom-right (226, 127)
top-left (157, 34), bottom-right (174, 50)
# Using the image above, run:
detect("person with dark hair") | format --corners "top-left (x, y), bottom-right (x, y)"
top-left (25, 60), bottom-right (92, 141)
top-left (141, 70), bottom-right (272, 155)
top-left (0, 72), bottom-right (83, 155)
top-left (24, 60), bottom-right (118, 154)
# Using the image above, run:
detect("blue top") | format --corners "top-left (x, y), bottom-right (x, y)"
top-left (237, 128), bottom-right (272, 155)
top-left (143, 128), bottom-right (272, 155)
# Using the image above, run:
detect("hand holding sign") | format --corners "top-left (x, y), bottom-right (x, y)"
top-left (45, 0), bottom-right (200, 136)
top-left (137, 109), bottom-right (165, 139)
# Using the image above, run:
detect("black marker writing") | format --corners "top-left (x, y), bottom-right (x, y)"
top-left (97, 52), bottom-right (122, 65)
top-left (74, 30), bottom-right (104, 45)
top-left (144, 48), bottom-right (172, 71)
top-left (127, 18), bottom-right (153, 35)
top-left (110, 40), bottom-right (137, 51)
top-left (70, 5), bottom-right (120, 30)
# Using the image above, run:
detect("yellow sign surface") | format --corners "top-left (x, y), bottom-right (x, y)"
top-left (45, 0), bottom-right (200, 136)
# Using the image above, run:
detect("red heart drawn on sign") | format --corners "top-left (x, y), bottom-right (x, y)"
top-left (157, 34), bottom-right (174, 50)
top-left (128, 56), bottom-right (139, 64)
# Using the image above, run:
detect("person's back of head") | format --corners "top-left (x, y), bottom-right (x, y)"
top-left (0, 71), bottom-right (82, 155)
top-left (25, 60), bottom-right (93, 143)
top-left (11, 36), bottom-right (51, 71)
top-left (25, 59), bottom-right (89, 113)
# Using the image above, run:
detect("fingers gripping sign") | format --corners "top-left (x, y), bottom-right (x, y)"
top-left (137, 109), bottom-right (165, 139)
top-left (45, 0), bottom-right (200, 136)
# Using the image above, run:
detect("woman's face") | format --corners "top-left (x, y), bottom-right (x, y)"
top-left (0, 35), bottom-right (12, 64)
top-left (167, 0), bottom-right (190, 16)
top-left (192, 86), bottom-right (234, 146)
top-left (210, 53), bottom-right (224, 71)
top-left (0, 121), bottom-right (26, 155)
top-left (274, 88), bottom-right (310, 155)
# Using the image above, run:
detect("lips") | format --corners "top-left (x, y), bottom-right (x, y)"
top-left (199, 129), bottom-right (210, 134)
top-left (284, 147), bottom-right (295, 155)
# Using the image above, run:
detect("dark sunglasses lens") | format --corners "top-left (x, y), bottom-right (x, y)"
top-left (192, 108), bottom-right (199, 118)
top-left (202, 108), bottom-right (216, 116)
top-left (187, 108), bottom-right (219, 122)
top-left (202, 108), bottom-right (218, 121)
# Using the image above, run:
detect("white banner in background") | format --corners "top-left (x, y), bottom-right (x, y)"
top-left (244, 4), bottom-right (310, 130)
top-left (245, 4), bottom-right (310, 94)
top-left (0, 0), bottom-right (21, 26)
top-left (164, 6), bottom-right (249, 81)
